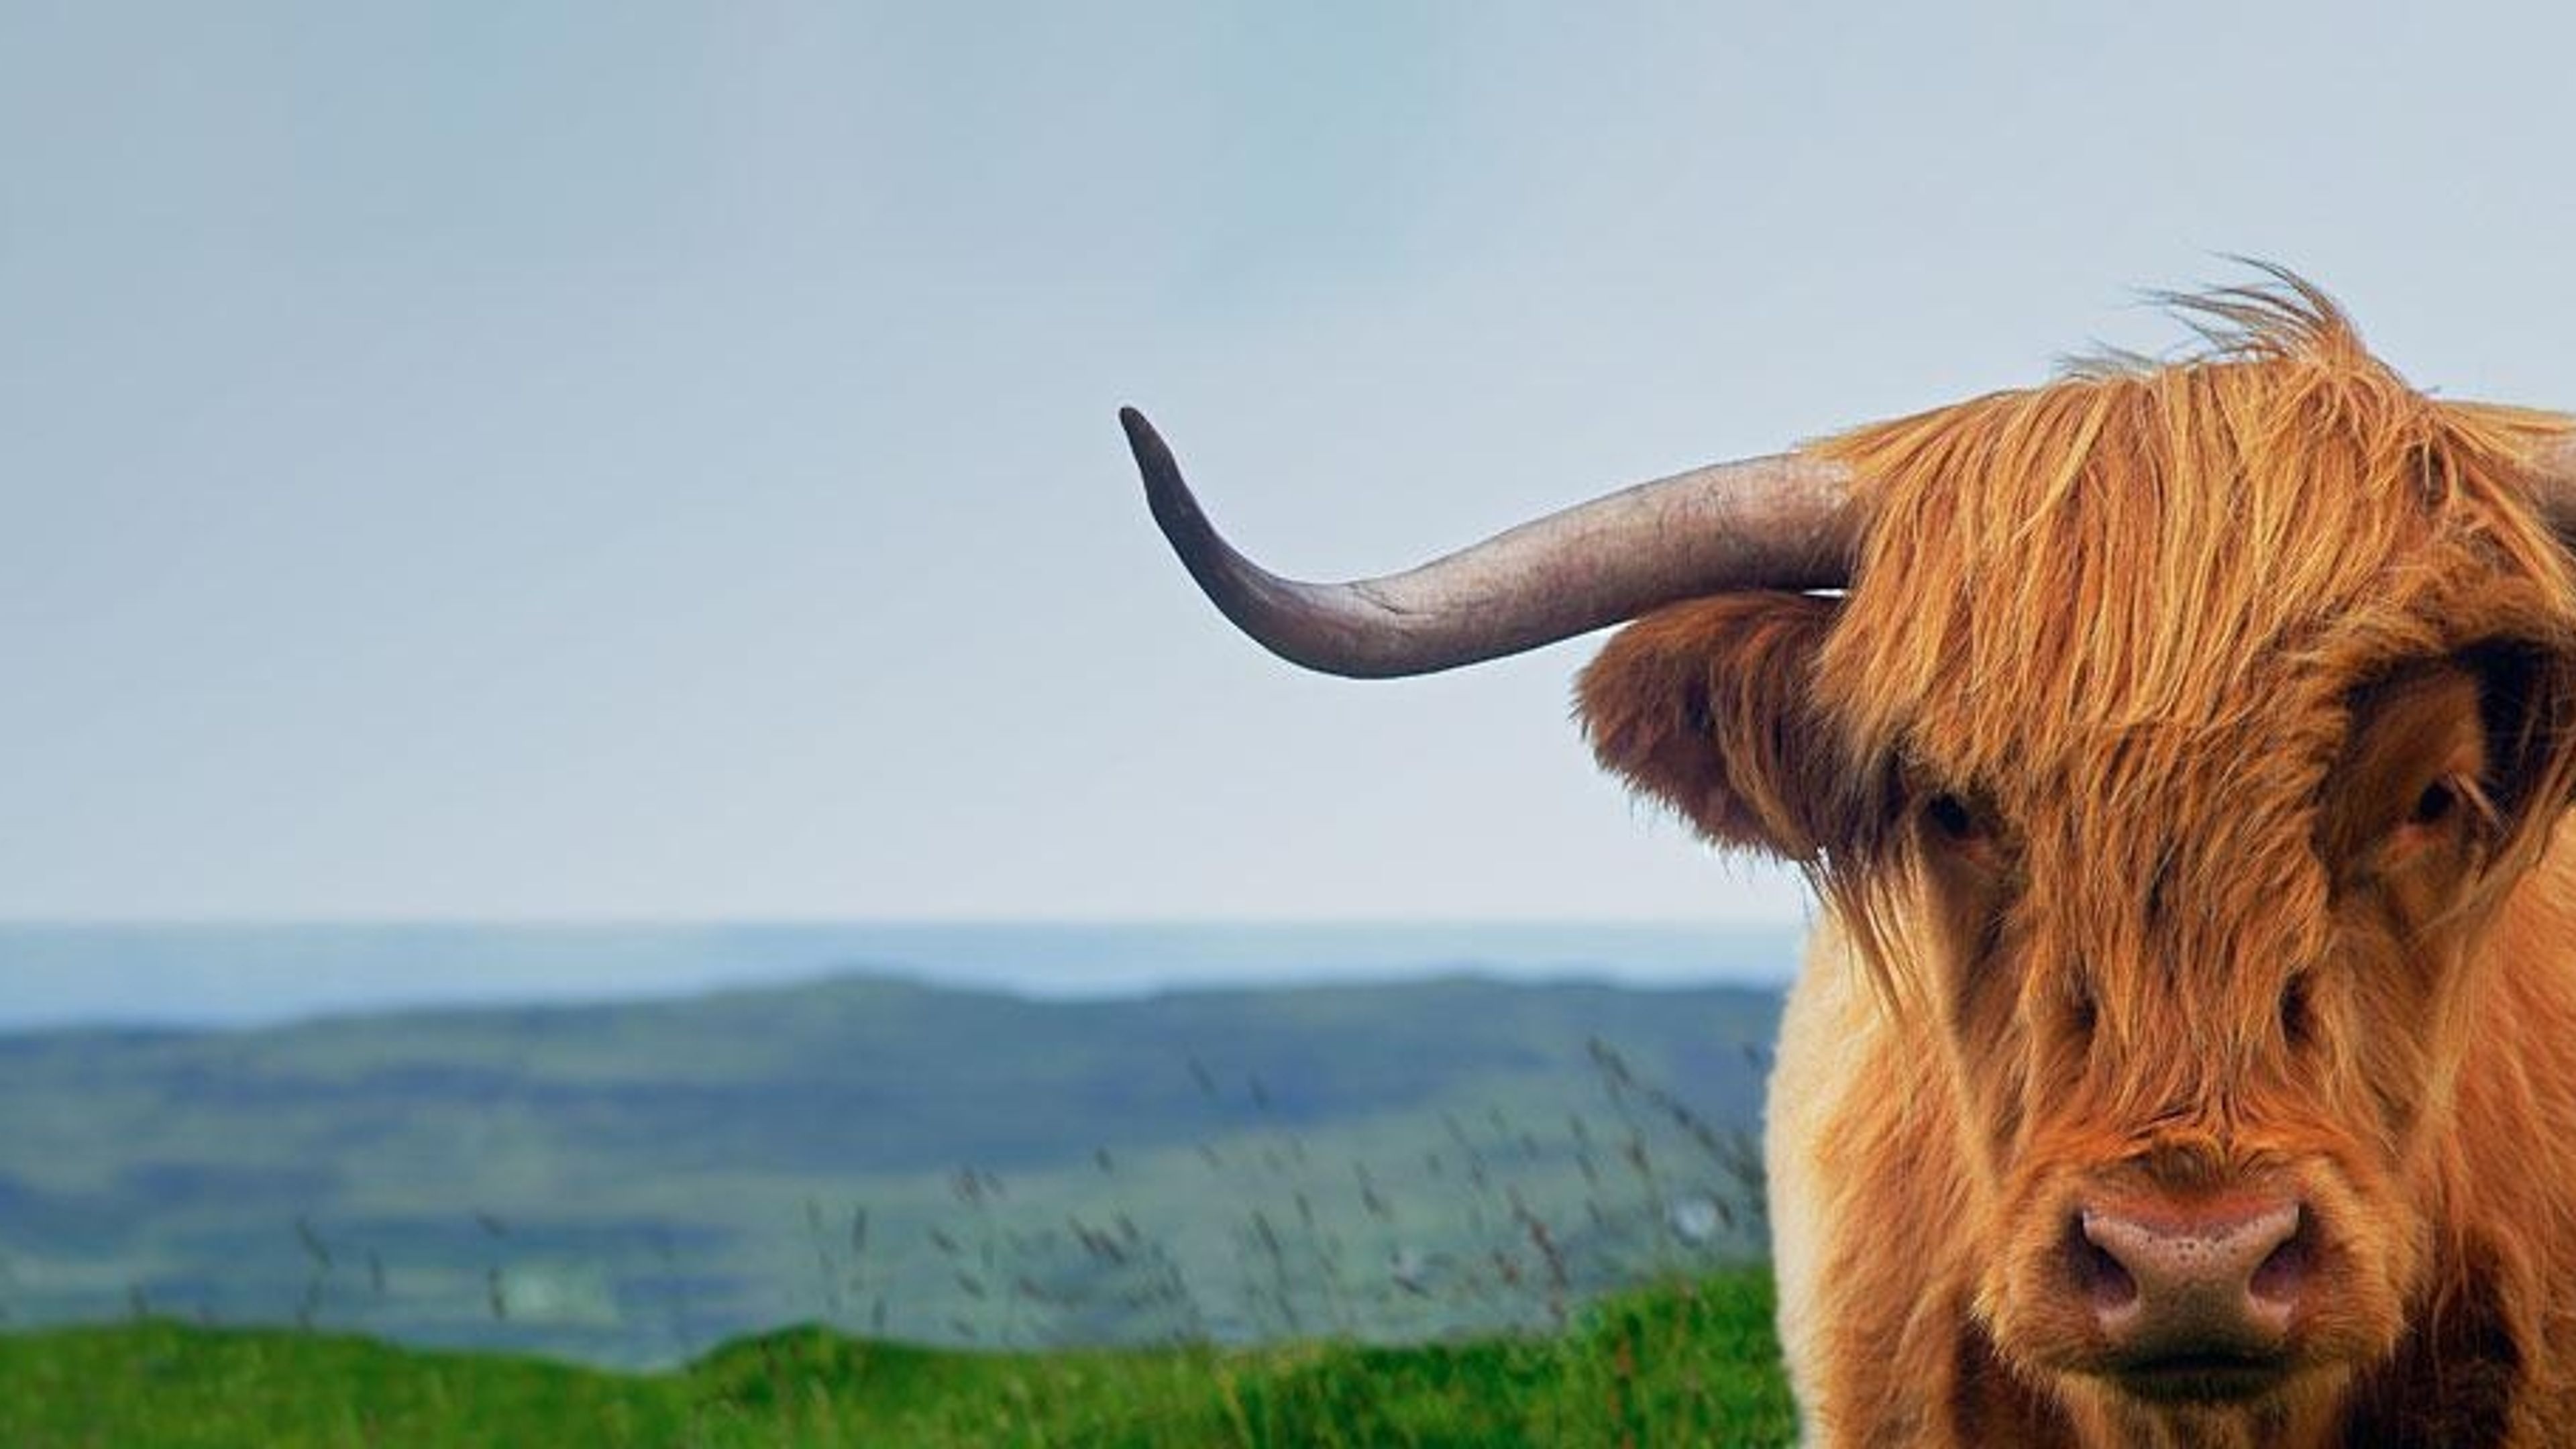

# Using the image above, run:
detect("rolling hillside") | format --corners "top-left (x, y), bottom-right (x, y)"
top-left (0, 970), bottom-right (1785, 1366)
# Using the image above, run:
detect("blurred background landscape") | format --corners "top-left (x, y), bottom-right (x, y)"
top-left (0, 923), bottom-right (1792, 1367)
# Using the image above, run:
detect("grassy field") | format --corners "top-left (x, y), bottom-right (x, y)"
top-left (0, 1268), bottom-right (1794, 1448)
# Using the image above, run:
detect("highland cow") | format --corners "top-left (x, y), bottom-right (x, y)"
top-left (1124, 272), bottom-right (2576, 1446)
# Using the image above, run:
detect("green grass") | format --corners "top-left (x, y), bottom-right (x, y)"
top-left (0, 1269), bottom-right (1794, 1448)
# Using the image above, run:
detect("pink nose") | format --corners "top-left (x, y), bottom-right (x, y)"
top-left (2074, 1197), bottom-right (2308, 1363)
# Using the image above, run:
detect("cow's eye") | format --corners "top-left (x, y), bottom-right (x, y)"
top-left (2410, 780), bottom-right (2457, 827)
top-left (1925, 792), bottom-right (1981, 843)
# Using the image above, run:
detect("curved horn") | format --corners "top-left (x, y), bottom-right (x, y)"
top-left (1122, 407), bottom-right (1856, 678)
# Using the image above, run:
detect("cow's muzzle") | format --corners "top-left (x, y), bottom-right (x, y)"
top-left (2065, 1192), bottom-right (2312, 1401)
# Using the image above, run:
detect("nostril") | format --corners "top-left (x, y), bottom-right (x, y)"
top-left (2070, 1214), bottom-right (2139, 1312)
top-left (2249, 1212), bottom-right (2312, 1307)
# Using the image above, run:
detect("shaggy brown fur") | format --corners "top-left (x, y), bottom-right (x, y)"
top-left (1578, 276), bottom-right (2576, 1446)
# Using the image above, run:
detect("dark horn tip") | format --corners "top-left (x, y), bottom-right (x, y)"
top-left (1120, 405), bottom-right (1208, 527)
top-left (1118, 406), bottom-right (1163, 464)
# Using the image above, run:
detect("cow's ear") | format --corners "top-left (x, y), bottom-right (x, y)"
top-left (2459, 639), bottom-right (2576, 837)
top-left (1577, 592), bottom-right (1872, 861)
top-left (2316, 640), bottom-right (2576, 888)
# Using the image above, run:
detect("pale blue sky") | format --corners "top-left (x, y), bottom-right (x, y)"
top-left (7, 3), bottom-right (2575, 924)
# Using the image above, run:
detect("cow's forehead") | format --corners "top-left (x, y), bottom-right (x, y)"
top-left (1804, 306), bottom-right (2574, 798)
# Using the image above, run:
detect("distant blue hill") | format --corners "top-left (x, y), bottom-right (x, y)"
top-left (0, 920), bottom-right (1804, 1030)
top-left (0, 959), bottom-right (1793, 1364)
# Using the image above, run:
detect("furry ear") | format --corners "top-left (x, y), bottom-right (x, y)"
top-left (1576, 592), bottom-right (1873, 861)
top-left (2461, 639), bottom-right (2576, 824)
